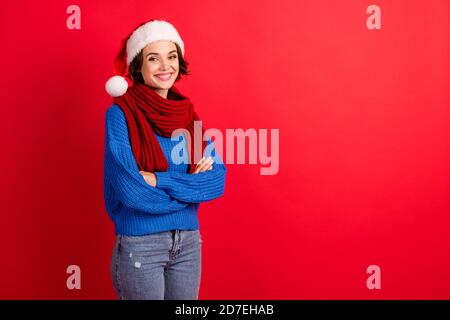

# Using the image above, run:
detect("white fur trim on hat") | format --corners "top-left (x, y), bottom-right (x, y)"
top-left (105, 75), bottom-right (128, 97)
top-left (126, 20), bottom-right (185, 65)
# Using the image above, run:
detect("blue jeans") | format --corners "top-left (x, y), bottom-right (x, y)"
top-left (110, 229), bottom-right (202, 300)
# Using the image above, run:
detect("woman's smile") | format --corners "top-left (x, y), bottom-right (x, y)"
top-left (154, 72), bottom-right (173, 81)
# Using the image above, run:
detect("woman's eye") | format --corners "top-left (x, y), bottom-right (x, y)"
top-left (148, 55), bottom-right (176, 61)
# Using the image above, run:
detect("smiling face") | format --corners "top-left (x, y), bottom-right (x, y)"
top-left (140, 40), bottom-right (180, 97)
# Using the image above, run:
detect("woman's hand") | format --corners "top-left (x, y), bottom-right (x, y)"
top-left (139, 171), bottom-right (157, 187)
top-left (139, 157), bottom-right (213, 183)
top-left (193, 156), bottom-right (214, 174)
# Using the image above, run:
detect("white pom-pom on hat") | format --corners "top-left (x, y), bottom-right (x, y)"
top-left (105, 75), bottom-right (128, 97)
top-left (105, 19), bottom-right (185, 97)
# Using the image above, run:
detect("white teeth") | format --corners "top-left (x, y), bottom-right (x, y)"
top-left (156, 73), bottom-right (171, 79)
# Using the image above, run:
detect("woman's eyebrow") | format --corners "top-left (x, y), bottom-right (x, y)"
top-left (146, 50), bottom-right (177, 57)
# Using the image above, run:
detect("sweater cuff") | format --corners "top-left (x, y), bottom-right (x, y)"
top-left (154, 171), bottom-right (171, 190)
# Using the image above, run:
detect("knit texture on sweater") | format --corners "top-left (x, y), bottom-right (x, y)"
top-left (103, 104), bottom-right (226, 236)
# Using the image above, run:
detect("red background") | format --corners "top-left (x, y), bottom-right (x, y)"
top-left (0, 0), bottom-right (449, 299)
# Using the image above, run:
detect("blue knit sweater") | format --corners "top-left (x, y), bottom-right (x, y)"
top-left (103, 104), bottom-right (227, 236)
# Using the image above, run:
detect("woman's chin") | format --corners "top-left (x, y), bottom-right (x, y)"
top-left (151, 80), bottom-right (174, 90)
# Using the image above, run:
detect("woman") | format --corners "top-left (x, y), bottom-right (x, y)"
top-left (103, 19), bottom-right (227, 300)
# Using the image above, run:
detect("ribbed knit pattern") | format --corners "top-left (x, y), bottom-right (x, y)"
top-left (104, 104), bottom-right (227, 236)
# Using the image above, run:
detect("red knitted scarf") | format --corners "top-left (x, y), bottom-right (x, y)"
top-left (113, 82), bottom-right (206, 174)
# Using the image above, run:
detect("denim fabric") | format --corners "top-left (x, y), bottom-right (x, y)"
top-left (110, 229), bottom-right (202, 300)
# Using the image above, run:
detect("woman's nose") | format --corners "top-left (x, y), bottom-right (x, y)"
top-left (159, 58), bottom-right (169, 70)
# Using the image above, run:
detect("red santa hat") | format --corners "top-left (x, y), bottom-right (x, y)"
top-left (105, 19), bottom-right (185, 97)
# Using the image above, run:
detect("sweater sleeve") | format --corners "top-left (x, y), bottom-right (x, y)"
top-left (104, 105), bottom-right (190, 214)
top-left (154, 137), bottom-right (227, 203)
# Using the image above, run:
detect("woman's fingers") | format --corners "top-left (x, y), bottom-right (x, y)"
top-left (142, 172), bottom-right (156, 187)
top-left (199, 157), bottom-right (213, 170)
top-left (194, 157), bottom-right (214, 173)
top-left (198, 158), bottom-right (214, 172)
top-left (193, 157), bottom-right (205, 173)
top-left (193, 158), bottom-right (203, 174)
